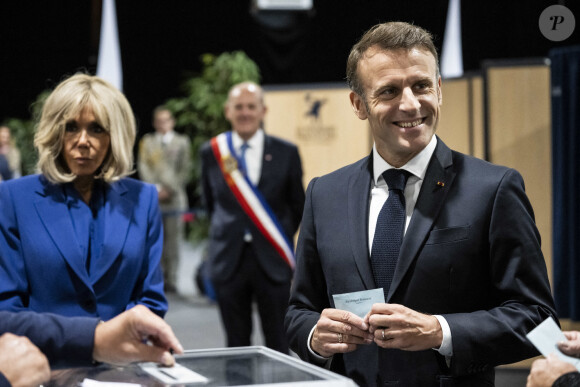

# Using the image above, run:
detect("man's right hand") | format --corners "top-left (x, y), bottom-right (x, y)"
top-left (0, 333), bottom-right (50, 387)
top-left (558, 331), bottom-right (580, 356)
top-left (311, 308), bottom-right (374, 358)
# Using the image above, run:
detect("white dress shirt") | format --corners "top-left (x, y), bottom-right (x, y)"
top-left (157, 131), bottom-right (175, 145)
top-left (232, 129), bottom-right (264, 186)
top-left (369, 135), bottom-right (452, 357)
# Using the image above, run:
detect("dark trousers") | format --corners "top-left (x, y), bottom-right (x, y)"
top-left (215, 243), bottom-right (290, 353)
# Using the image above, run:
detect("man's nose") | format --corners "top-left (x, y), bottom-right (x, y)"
top-left (399, 88), bottom-right (421, 112)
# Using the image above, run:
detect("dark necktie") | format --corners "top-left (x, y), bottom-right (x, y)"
top-left (370, 169), bottom-right (410, 298)
top-left (239, 142), bottom-right (249, 175)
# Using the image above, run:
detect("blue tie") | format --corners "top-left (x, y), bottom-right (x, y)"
top-left (370, 169), bottom-right (410, 298)
top-left (239, 142), bottom-right (249, 175)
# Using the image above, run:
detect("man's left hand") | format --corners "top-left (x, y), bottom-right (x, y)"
top-left (365, 303), bottom-right (443, 351)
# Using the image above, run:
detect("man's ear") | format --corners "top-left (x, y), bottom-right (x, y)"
top-left (437, 76), bottom-right (442, 105)
top-left (349, 92), bottom-right (368, 120)
top-left (224, 104), bottom-right (231, 122)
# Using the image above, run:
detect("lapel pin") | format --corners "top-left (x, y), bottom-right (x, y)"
top-left (436, 181), bottom-right (445, 187)
top-left (265, 154), bottom-right (272, 161)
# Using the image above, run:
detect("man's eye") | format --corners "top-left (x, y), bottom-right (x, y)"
top-left (415, 82), bottom-right (431, 90)
top-left (380, 88), bottom-right (396, 97)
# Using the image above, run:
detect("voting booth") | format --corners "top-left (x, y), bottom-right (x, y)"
top-left (48, 346), bottom-right (357, 386)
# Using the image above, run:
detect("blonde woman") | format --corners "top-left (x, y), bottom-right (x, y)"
top-left (0, 73), bottom-right (167, 319)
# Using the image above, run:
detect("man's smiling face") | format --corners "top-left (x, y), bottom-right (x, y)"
top-left (350, 46), bottom-right (442, 167)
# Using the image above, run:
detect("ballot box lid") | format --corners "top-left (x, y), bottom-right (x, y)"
top-left (49, 345), bottom-right (357, 386)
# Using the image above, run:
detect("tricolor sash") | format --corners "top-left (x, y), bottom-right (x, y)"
top-left (210, 132), bottom-right (295, 269)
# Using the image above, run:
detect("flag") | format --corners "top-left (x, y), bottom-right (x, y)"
top-left (441, 0), bottom-right (463, 79)
top-left (97, 0), bottom-right (123, 91)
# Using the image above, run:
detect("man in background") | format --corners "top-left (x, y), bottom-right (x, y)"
top-left (0, 154), bottom-right (11, 182)
top-left (200, 81), bottom-right (305, 353)
top-left (0, 125), bottom-right (21, 179)
top-left (138, 107), bottom-right (192, 293)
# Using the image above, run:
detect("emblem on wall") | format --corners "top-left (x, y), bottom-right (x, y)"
top-left (296, 93), bottom-right (336, 143)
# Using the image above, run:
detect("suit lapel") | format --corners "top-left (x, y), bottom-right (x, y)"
top-left (93, 180), bottom-right (132, 282)
top-left (348, 156), bottom-right (376, 289)
top-left (33, 181), bottom-right (90, 286)
top-left (257, 135), bottom-right (273, 189)
top-left (388, 138), bottom-right (456, 300)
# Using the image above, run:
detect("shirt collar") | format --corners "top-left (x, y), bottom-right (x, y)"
top-left (372, 135), bottom-right (437, 184)
top-left (232, 128), bottom-right (264, 150)
top-left (63, 180), bottom-right (107, 210)
top-left (156, 131), bottom-right (174, 144)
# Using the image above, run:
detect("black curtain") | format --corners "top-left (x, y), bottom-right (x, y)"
top-left (551, 45), bottom-right (580, 321)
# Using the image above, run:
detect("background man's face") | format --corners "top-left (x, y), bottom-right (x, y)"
top-left (225, 88), bottom-right (266, 140)
top-left (153, 110), bottom-right (175, 135)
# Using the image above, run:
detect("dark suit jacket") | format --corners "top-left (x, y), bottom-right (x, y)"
top-left (0, 175), bottom-right (168, 320)
top-left (0, 154), bottom-right (12, 181)
top-left (285, 138), bottom-right (557, 386)
top-left (0, 310), bottom-right (97, 367)
top-left (200, 132), bottom-right (305, 284)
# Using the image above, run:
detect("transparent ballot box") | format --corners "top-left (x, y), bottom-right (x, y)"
top-left (48, 346), bottom-right (357, 386)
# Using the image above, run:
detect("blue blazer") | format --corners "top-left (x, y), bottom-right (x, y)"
top-left (286, 137), bottom-right (557, 386)
top-left (0, 175), bottom-right (167, 320)
top-left (0, 310), bottom-right (98, 367)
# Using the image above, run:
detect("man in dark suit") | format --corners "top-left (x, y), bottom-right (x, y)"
top-left (201, 81), bottom-right (305, 353)
top-left (285, 22), bottom-right (558, 386)
top-left (0, 154), bottom-right (12, 181)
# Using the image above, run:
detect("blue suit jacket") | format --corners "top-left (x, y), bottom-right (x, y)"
top-left (286, 138), bottom-right (557, 386)
top-left (0, 175), bottom-right (167, 320)
top-left (0, 310), bottom-right (97, 367)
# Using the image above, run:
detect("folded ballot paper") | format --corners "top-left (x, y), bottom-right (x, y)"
top-left (140, 362), bottom-right (209, 384)
top-left (80, 363), bottom-right (209, 386)
top-left (332, 288), bottom-right (385, 318)
top-left (81, 380), bottom-right (141, 387)
top-left (527, 317), bottom-right (580, 371)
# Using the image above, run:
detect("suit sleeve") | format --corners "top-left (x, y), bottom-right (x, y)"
top-left (126, 184), bottom-right (168, 317)
top-left (444, 169), bottom-right (558, 374)
top-left (137, 136), bottom-right (155, 183)
top-left (174, 136), bottom-right (192, 188)
top-left (285, 145), bottom-right (306, 234)
top-left (0, 311), bottom-right (98, 366)
top-left (0, 182), bottom-right (28, 311)
top-left (200, 143), bottom-right (215, 218)
top-left (554, 372), bottom-right (580, 387)
top-left (285, 178), bottom-right (330, 362)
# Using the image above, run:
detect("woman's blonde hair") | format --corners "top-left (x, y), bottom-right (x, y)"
top-left (35, 73), bottom-right (136, 183)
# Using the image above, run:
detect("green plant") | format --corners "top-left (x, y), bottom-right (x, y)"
top-left (164, 50), bottom-right (261, 241)
top-left (3, 90), bottom-right (50, 176)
